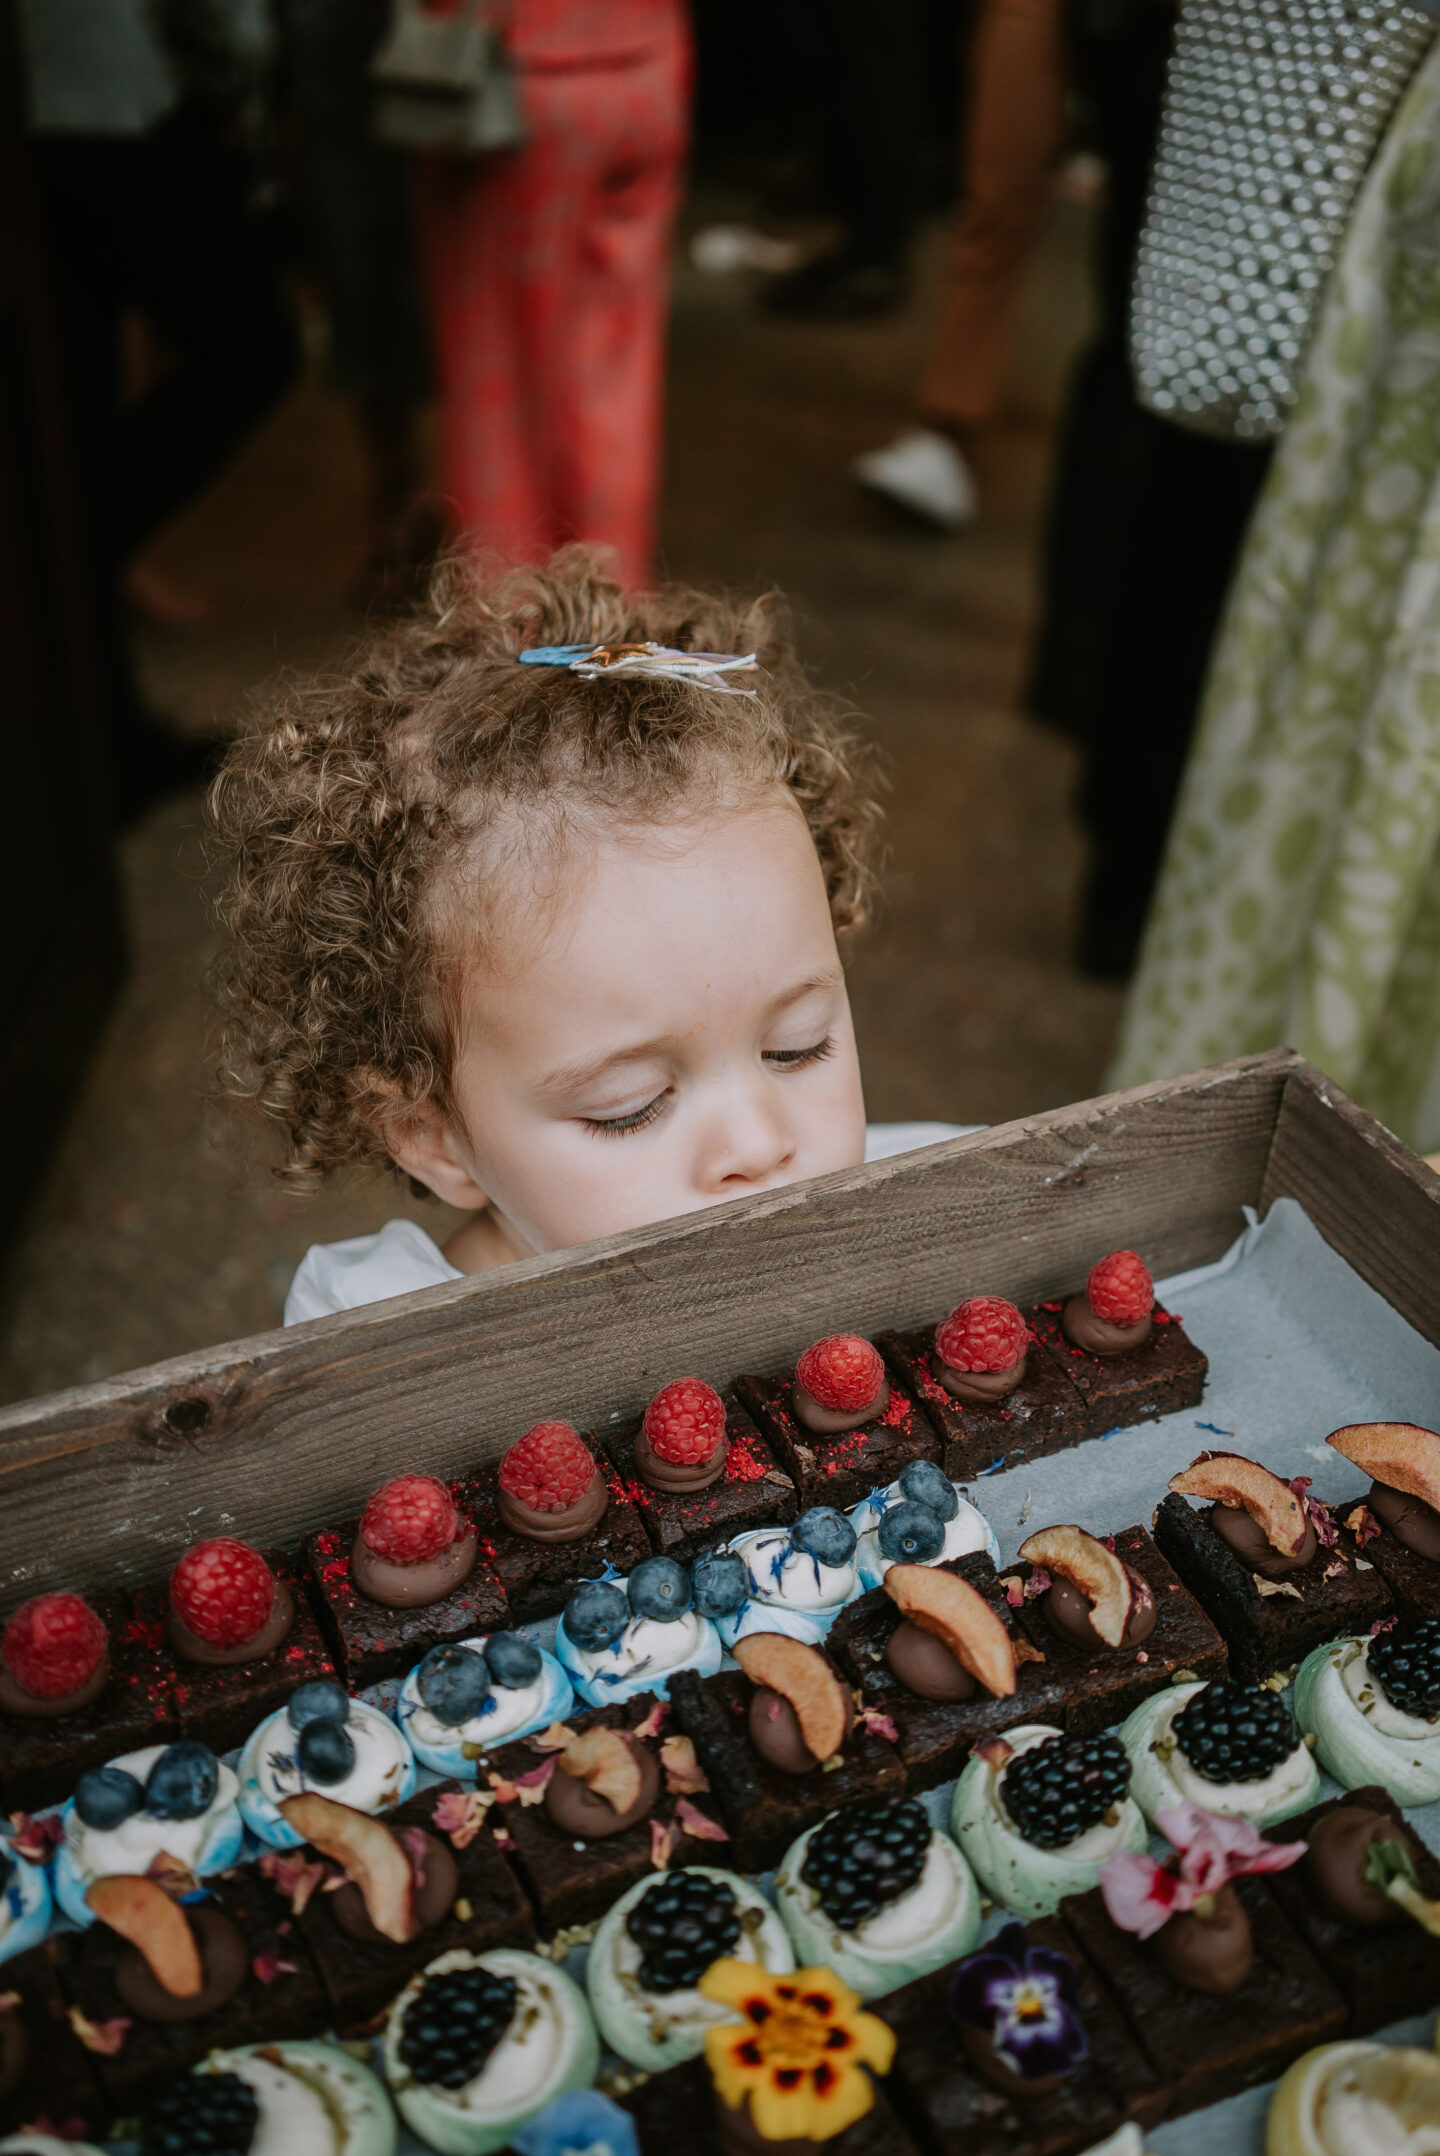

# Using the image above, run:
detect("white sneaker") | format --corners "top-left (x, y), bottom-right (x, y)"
top-left (851, 428), bottom-right (977, 530)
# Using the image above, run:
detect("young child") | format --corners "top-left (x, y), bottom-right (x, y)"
top-left (209, 550), bottom-right (963, 1323)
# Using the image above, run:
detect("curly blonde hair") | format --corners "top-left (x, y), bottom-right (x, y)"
top-left (210, 548), bottom-right (885, 1190)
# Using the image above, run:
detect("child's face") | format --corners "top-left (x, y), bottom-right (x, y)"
top-left (390, 793), bottom-right (868, 1254)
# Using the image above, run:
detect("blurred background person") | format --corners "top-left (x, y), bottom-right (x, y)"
top-left (1110, 35), bottom-right (1440, 1153)
top-left (276, 0), bottom-right (438, 609)
top-left (18, 0), bottom-right (301, 819)
top-left (417, 0), bottom-right (691, 588)
top-left (853, 0), bottom-right (1068, 528)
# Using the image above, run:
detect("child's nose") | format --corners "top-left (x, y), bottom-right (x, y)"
top-left (698, 1087), bottom-right (797, 1192)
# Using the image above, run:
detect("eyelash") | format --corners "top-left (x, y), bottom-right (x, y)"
top-left (579, 1036), bottom-right (837, 1139)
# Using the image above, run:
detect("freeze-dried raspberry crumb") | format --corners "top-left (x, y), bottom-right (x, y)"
top-left (360, 1474), bottom-right (459, 1565)
top-left (795, 1334), bottom-right (885, 1413)
top-left (644, 1377), bottom-right (726, 1465)
top-left (170, 1538), bottom-right (277, 1649)
top-left (2, 1591), bottom-right (107, 1699)
top-left (499, 1422), bottom-right (597, 1513)
top-left (935, 1295), bottom-right (1027, 1374)
top-left (1086, 1249), bottom-right (1154, 1326)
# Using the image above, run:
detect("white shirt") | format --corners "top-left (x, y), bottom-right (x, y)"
top-left (283, 1121), bottom-right (972, 1324)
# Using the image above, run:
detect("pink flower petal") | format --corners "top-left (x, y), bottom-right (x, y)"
top-left (649, 1816), bottom-right (681, 1869)
top-left (1101, 1852), bottom-right (1177, 1939)
top-left (674, 1798), bottom-right (729, 1842)
top-left (634, 1699), bottom-right (671, 1742)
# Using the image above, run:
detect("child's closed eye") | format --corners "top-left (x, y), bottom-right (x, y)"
top-left (763, 1035), bottom-right (836, 1070)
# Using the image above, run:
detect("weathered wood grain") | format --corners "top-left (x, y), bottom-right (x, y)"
top-left (0, 1051), bottom-right (1298, 1602)
top-left (1262, 1063), bottom-right (1440, 1349)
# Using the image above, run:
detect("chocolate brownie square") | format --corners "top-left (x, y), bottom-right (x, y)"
top-left (1028, 1299), bottom-right (1207, 1434)
top-left (1010, 1525), bottom-right (1228, 1737)
top-left (1059, 1877), bottom-right (1345, 2118)
top-left (735, 1369), bottom-right (936, 1515)
top-left (877, 1320), bottom-right (1092, 1480)
top-left (483, 1692), bottom-right (731, 1934)
top-left (1344, 1507), bottom-right (1440, 1623)
top-left (131, 1548), bottom-right (337, 1756)
top-left (883, 1917), bottom-right (1162, 2156)
top-left (1153, 1493), bottom-right (1392, 1684)
top-left (0, 1590), bottom-right (178, 1814)
top-left (1263, 1786), bottom-right (1440, 2033)
top-left (828, 1553), bottom-right (1070, 1791)
top-left (603, 1397), bottom-right (797, 1562)
top-left (304, 1508), bottom-right (509, 1688)
top-left (463, 1458), bottom-right (652, 1624)
top-left (61, 1866), bottom-right (328, 2113)
top-left (287, 1779), bottom-right (532, 2031)
top-left (621, 2056), bottom-right (923, 2156)
top-left (0, 1942), bottom-right (106, 2139)
top-left (669, 1666), bottom-right (906, 1872)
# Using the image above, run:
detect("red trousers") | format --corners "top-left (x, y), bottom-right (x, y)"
top-left (419, 12), bottom-right (690, 589)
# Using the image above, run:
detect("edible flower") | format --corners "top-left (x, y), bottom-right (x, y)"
top-left (948, 1923), bottom-right (1088, 2081)
top-left (700, 1959), bottom-right (894, 2141)
top-left (1101, 1802), bottom-right (1304, 1939)
top-left (1360, 1836), bottom-right (1440, 1937)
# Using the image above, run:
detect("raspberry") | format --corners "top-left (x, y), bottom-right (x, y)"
top-left (170, 1538), bottom-right (276, 1650)
top-left (1, 1591), bottom-right (107, 1700)
top-left (795, 1333), bottom-right (884, 1412)
top-left (360, 1474), bottom-right (459, 1565)
top-left (935, 1295), bottom-right (1027, 1374)
top-left (498, 1423), bottom-right (596, 1513)
top-left (643, 1377), bottom-right (726, 1466)
top-left (1087, 1249), bottom-right (1154, 1327)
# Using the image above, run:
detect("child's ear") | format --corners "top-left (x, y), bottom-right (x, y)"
top-left (353, 1079), bottom-right (491, 1211)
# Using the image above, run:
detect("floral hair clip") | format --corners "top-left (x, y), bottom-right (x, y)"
top-left (518, 642), bottom-right (760, 694)
top-left (1100, 1800), bottom-right (1304, 1994)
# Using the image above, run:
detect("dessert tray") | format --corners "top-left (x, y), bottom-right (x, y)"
top-left (3, 1050), bottom-right (1440, 2156)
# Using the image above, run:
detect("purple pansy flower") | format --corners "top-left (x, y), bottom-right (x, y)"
top-left (949, 1923), bottom-right (1089, 2081)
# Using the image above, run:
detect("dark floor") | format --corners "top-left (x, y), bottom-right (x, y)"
top-left (0, 203), bottom-right (1123, 1406)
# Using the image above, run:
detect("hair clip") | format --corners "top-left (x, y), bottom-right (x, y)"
top-left (518, 642), bottom-right (759, 694)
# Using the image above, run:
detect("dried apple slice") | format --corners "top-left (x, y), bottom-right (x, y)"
top-left (1017, 1525), bottom-right (1142, 1650)
top-left (280, 1792), bottom-right (416, 1944)
top-left (1327, 1423), bottom-right (1440, 1513)
top-left (86, 1874), bottom-right (203, 1999)
top-left (1169, 1452), bottom-right (1310, 1556)
top-left (557, 1726), bottom-right (643, 1814)
top-left (884, 1564), bottom-right (1017, 1696)
top-left (732, 1633), bottom-right (848, 1763)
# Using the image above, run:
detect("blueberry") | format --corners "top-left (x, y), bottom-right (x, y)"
top-left (299, 1717), bottom-right (356, 1785)
top-left (627, 1556), bottom-right (691, 1623)
top-left (692, 1549), bottom-right (749, 1620)
top-left (287, 1680), bottom-right (351, 1732)
top-left (74, 1766), bottom-right (144, 1831)
top-left (791, 1506), bottom-right (857, 1569)
top-left (877, 1500), bottom-right (945, 1564)
top-left (483, 1634), bottom-right (543, 1691)
top-left (415, 1643), bottom-right (491, 1725)
top-left (898, 1458), bottom-right (959, 1522)
top-left (563, 1579), bottom-right (630, 1654)
top-left (144, 1741), bottom-right (219, 1821)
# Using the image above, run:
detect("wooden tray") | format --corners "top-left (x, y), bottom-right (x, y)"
top-left (3, 1048), bottom-right (1436, 1606)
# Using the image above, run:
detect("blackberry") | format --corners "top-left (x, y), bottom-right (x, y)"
top-left (800, 1797), bottom-right (931, 1928)
top-left (1368, 1619), bottom-right (1440, 1722)
top-left (624, 1868), bottom-right (741, 1991)
top-left (1172, 1679), bottom-right (1299, 1784)
top-left (1001, 1732), bottom-right (1131, 1848)
top-left (399, 1963), bottom-right (519, 2088)
top-left (140, 2070), bottom-right (259, 2153)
